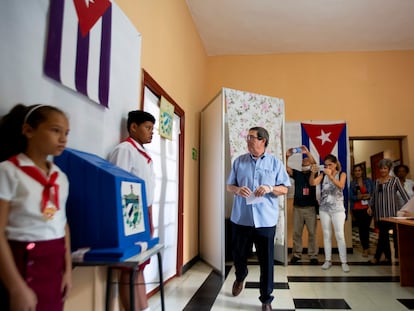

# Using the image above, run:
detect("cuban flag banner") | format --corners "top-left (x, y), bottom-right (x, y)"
top-left (286, 121), bottom-right (350, 211)
top-left (44, 0), bottom-right (141, 109)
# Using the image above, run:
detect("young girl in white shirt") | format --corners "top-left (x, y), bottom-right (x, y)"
top-left (0, 104), bottom-right (72, 311)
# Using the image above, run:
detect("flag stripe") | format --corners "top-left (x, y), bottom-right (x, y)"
top-left (86, 16), bottom-right (101, 104)
top-left (75, 28), bottom-right (89, 97)
top-left (60, 0), bottom-right (78, 91)
top-left (98, 6), bottom-right (112, 108)
top-left (301, 125), bottom-right (311, 159)
top-left (338, 125), bottom-right (348, 173)
top-left (44, 0), bottom-right (64, 82)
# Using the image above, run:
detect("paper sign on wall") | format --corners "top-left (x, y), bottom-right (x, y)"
top-left (159, 96), bottom-right (174, 140)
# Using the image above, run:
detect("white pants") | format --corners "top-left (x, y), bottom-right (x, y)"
top-left (319, 210), bottom-right (347, 263)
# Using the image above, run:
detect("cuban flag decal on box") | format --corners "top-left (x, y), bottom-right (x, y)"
top-left (44, 0), bottom-right (141, 109)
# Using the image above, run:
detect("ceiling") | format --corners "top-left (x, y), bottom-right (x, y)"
top-left (186, 0), bottom-right (414, 56)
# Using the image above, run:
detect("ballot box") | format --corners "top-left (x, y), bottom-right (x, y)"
top-left (54, 148), bottom-right (158, 262)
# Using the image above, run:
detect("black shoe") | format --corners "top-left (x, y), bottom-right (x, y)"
top-left (290, 256), bottom-right (301, 263)
top-left (310, 258), bottom-right (319, 265)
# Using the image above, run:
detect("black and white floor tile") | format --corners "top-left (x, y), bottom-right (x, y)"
top-left (148, 227), bottom-right (414, 311)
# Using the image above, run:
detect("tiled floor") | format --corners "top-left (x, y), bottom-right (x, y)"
top-left (148, 229), bottom-right (414, 311)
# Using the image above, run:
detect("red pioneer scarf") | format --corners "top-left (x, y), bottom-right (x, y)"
top-left (8, 155), bottom-right (60, 213)
top-left (125, 137), bottom-right (152, 164)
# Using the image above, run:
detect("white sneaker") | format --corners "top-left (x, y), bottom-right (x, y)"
top-left (321, 261), bottom-right (332, 270)
top-left (342, 263), bottom-right (350, 273)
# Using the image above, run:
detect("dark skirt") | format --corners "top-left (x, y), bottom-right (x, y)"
top-left (0, 238), bottom-right (66, 311)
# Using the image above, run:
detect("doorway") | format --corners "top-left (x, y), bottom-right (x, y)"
top-left (349, 137), bottom-right (404, 180)
top-left (349, 136), bottom-right (404, 256)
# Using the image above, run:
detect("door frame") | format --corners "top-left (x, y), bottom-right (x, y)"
top-left (140, 69), bottom-right (185, 275)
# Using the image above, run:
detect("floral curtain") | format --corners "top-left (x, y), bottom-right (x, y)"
top-left (224, 88), bottom-right (284, 163)
top-left (224, 87), bottom-right (286, 245)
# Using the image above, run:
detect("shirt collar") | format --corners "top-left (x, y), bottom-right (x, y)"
top-left (16, 153), bottom-right (57, 174)
top-left (250, 152), bottom-right (266, 160)
top-left (127, 137), bottom-right (147, 152)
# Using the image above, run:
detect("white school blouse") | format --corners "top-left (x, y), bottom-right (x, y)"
top-left (0, 153), bottom-right (69, 241)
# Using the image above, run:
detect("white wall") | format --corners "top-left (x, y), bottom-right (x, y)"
top-left (0, 0), bottom-right (141, 158)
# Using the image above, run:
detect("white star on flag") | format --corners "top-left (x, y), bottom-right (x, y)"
top-left (85, 0), bottom-right (94, 8)
top-left (317, 130), bottom-right (332, 145)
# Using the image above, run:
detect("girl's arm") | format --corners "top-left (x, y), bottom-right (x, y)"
top-left (61, 224), bottom-right (72, 301)
top-left (309, 164), bottom-right (323, 186)
top-left (0, 199), bottom-right (37, 310)
top-left (327, 171), bottom-right (346, 190)
top-left (395, 177), bottom-right (410, 205)
top-left (349, 181), bottom-right (358, 202)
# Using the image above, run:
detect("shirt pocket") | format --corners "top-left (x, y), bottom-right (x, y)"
top-left (256, 168), bottom-right (276, 185)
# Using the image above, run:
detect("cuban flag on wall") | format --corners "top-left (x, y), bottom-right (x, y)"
top-left (285, 121), bottom-right (350, 211)
top-left (44, 0), bottom-right (141, 109)
top-left (301, 123), bottom-right (347, 168)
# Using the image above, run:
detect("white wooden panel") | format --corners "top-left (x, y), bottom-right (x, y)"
top-left (200, 93), bottom-right (225, 275)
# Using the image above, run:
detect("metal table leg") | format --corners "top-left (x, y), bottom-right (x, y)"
top-left (157, 251), bottom-right (165, 311)
top-left (105, 267), bottom-right (113, 311)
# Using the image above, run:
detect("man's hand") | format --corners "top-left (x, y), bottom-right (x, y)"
top-left (237, 186), bottom-right (252, 197)
top-left (254, 185), bottom-right (272, 197)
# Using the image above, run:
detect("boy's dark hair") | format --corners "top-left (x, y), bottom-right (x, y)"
top-left (0, 104), bottom-right (64, 162)
top-left (127, 110), bottom-right (155, 133)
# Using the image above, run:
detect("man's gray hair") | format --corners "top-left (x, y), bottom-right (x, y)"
top-left (250, 126), bottom-right (269, 147)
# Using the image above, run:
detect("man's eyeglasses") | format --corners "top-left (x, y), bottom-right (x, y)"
top-left (246, 135), bottom-right (262, 142)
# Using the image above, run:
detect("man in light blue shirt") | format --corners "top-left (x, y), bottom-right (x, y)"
top-left (226, 126), bottom-right (290, 311)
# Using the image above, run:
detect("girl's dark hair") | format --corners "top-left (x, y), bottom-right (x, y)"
top-left (0, 104), bottom-right (65, 162)
top-left (393, 164), bottom-right (409, 175)
top-left (353, 163), bottom-right (366, 179)
top-left (250, 126), bottom-right (270, 147)
top-left (324, 153), bottom-right (342, 172)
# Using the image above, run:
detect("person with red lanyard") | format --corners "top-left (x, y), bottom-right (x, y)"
top-left (0, 104), bottom-right (72, 311)
top-left (108, 110), bottom-right (156, 311)
top-left (349, 164), bottom-right (374, 257)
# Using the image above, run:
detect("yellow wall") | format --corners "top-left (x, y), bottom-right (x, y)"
top-left (206, 52), bottom-right (414, 169)
top-left (116, 0), bottom-right (209, 264)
